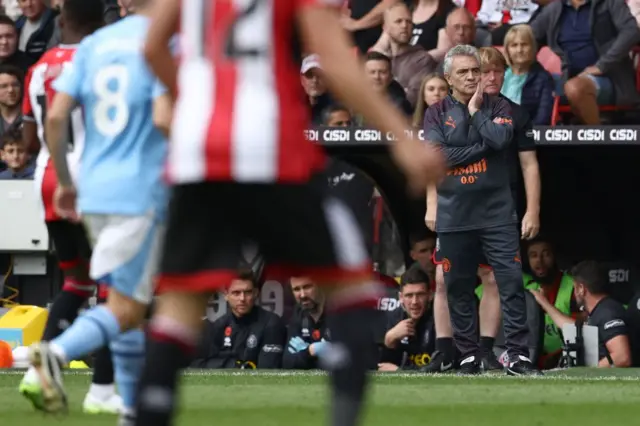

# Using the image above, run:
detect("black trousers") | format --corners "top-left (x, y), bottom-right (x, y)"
top-left (439, 224), bottom-right (529, 361)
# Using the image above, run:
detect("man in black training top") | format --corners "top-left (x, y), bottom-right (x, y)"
top-left (192, 269), bottom-right (286, 369)
top-left (378, 263), bottom-right (436, 371)
top-left (530, 261), bottom-right (632, 368)
top-left (423, 44), bottom-right (540, 375)
top-left (283, 277), bottom-right (329, 370)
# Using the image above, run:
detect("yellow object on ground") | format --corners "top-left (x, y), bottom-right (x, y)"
top-left (69, 360), bottom-right (90, 369)
top-left (0, 306), bottom-right (48, 349)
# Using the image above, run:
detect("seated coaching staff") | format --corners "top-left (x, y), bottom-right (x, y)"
top-left (530, 261), bottom-right (632, 368)
top-left (378, 263), bottom-right (436, 371)
top-left (283, 277), bottom-right (330, 370)
top-left (423, 44), bottom-right (538, 375)
top-left (191, 269), bottom-right (286, 369)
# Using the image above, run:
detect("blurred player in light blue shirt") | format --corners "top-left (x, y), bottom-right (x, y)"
top-left (19, 1), bottom-right (170, 423)
top-left (56, 15), bottom-right (168, 218)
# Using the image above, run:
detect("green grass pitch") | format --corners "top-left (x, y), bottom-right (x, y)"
top-left (1, 369), bottom-right (640, 425)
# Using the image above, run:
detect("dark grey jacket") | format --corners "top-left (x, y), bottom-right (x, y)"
top-left (424, 94), bottom-right (517, 232)
top-left (529, 0), bottom-right (640, 105)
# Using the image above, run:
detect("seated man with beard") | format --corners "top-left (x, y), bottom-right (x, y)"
top-left (522, 237), bottom-right (580, 368)
top-left (530, 261), bottom-right (632, 368)
top-left (283, 277), bottom-right (329, 370)
top-left (378, 263), bottom-right (436, 371)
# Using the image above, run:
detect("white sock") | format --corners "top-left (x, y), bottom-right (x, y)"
top-left (23, 366), bottom-right (39, 383)
top-left (49, 342), bottom-right (68, 364)
top-left (88, 383), bottom-right (116, 400)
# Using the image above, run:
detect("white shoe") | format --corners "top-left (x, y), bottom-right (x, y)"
top-left (83, 392), bottom-right (123, 414)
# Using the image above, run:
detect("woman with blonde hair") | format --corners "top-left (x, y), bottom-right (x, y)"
top-left (501, 24), bottom-right (555, 125)
top-left (412, 73), bottom-right (448, 128)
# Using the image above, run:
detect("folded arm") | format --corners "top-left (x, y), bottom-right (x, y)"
top-left (470, 99), bottom-right (514, 150)
top-left (423, 106), bottom-right (489, 167)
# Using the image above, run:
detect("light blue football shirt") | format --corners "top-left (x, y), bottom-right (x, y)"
top-left (53, 15), bottom-right (167, 217)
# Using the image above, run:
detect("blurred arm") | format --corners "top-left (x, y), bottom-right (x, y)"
top-left (144, 0), bottom-right (180, 100)
top-left (46, 93), bottom-right (75, 187)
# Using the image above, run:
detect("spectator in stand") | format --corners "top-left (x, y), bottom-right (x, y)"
top-left (501, 25), bottom-right (554, 125)
top-left (441, 7), bottom-right (484, 49)
top-left (475, 0), bottom-right (539, 45)
top-left (341, 0), bottom-right (401, 54)
top-left (363, 51), bottom-right (412, 116)
top-left (370, 0), bottom-right (456, 63)
top-left (379, 2), bottom-right (437, 106)
top-left (0, 15), bottom-right (34, 71)
top-left (0, 127), bottom-right (33, 179)
top-left (300, 54), bottom-right (333, 125)
top-left (530, 0), bottom-right (640, 124)
top-left (434, 8), bottom-right (486, 73)
top-left (530, 260), bottom-right (632, 368)
top-left (409, 0), bottom-right (456, 51)
top-left (0, 65), bottom-right (22, 136)
top-left (412, 73), bottom-right (448, 128)
top-left (15, 0), bottom-right (57, 62)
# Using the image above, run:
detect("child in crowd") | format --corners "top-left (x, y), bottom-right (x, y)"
top-left (0, 128), bottom-right (34, 179)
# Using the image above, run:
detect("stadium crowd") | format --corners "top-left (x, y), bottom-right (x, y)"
top-left (1, 0), bottom-right (640, 377)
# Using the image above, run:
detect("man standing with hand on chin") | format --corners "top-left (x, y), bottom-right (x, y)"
top-left (423, 44), bottom-right (540, 376)
top-left (422, 46), bottom-right (542, 374)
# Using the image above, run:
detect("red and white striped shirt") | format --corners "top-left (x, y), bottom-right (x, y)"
top-left (168, 0), bottom-right (338, 184)
top-left (23, 45), bottom-right (85, 174)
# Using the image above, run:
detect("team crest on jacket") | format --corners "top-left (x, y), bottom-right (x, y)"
top-left (246, 334), bottom-right (258, 349)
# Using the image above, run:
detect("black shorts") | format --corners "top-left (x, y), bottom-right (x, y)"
top-left (432, 236), bottom-right (492, 271)
top-left (157, 181), bottom-right (372, 293)
top-left (46, 220), bottom-right (92, 270)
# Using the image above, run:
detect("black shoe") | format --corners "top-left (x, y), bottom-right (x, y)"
top-left (420, 351), bottom-right (454, 373)
top-left (506, 355), bottom-right (543, 376)
top-left (457, 355), bottom-right (482, 375)
top-left (480, 352), bottom-right (504, 372)
top-left (118, 413), bottom-right (136, 426)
